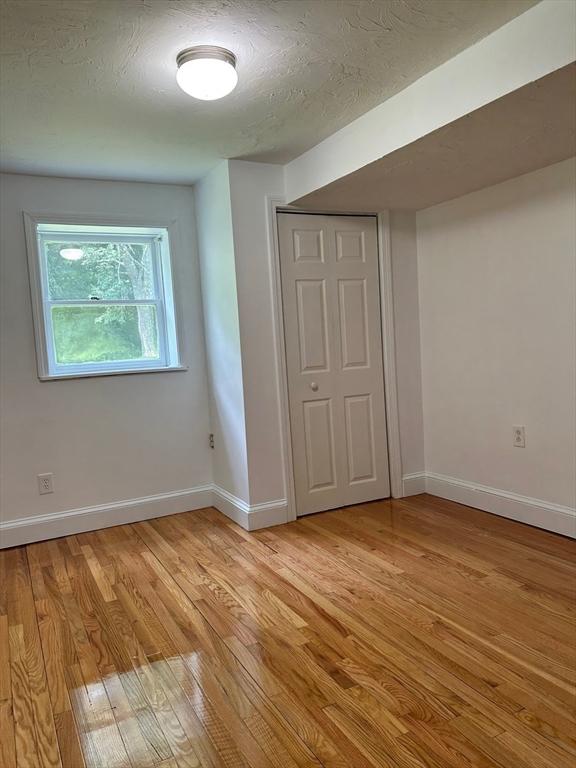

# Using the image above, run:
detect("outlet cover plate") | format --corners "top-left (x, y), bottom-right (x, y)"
top-left (513, 426), bottom-right (526, 448)
top-left (38, 473), bottom-right (54, 494)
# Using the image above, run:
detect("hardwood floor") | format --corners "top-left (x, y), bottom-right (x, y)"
top-left (1, 494), bottom-right (575, 768)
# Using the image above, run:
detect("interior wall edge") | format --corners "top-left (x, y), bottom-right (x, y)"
top-left (402, 472), bottom-right (576, 538)
top-left (212, 484), bottom-right (288, 531)
top-left (402, 472), bottom-right (427, 496)
top-left (0, 485), bottom-right (213, 548)
top-left (0, 172), bottom-right (212, 523)
top-left (3, 469), bottom-right (571, 546)
top-left (0, 484), bottom-right (291, 548)
top-left (416, 158), bottom-right (575, 518)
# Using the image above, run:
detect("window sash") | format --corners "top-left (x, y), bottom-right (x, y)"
top-left (35, 227), bottom-right (175, 376)
top-left (44, 300), bottom-right (168, 374)
top-left (38, 232), bottom-right (163, 302)
top-left (39, 233), bottom-right (157, 243)
top-left (46, 299), bottom-right (163, 306)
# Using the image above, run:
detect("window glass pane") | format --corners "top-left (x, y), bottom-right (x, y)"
top-left (51, 305), bottom-right (160, 365)
top-left (45, 240), bottom-right (156, 300)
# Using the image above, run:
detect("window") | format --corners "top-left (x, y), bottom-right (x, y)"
top-left (25, 217), bottom-right (182, 378)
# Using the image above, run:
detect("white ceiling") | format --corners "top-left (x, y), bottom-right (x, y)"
top-left (0, 0), bottom-right (537, 184)
top-left (293, 64), bottom-right (576, 211)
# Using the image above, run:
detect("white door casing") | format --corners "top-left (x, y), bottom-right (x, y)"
top-left (278, 213), bottom-right (390, 516)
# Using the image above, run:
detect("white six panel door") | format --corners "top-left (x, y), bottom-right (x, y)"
top-left (278, 213), bottom-right (390, 516)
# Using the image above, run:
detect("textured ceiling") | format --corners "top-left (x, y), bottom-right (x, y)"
top-left (0, 0), bottom-right (537, 183)
top-left (292, 64), bottom-right (576, 211)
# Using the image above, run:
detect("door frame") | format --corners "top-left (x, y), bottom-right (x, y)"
top-left (265, 197), bottom-right (403, 521)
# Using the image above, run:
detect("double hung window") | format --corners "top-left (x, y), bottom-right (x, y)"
top-left (26, 218), bottom-right (181, 378)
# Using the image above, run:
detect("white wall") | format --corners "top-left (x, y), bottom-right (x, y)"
top-left (228, 161), bottom-right (287, 508)
top-left (0, 173), bottom-right (212, 540)
top-left (225, 161), bottom-right (424, 513)
top-left (195, 160), bottom-right (289, 524)
top-left (417, 159), bottom-right (576, 529)
top-left (194, 162), bottom-right (250, 504)
top-left (6, 159), bottom-right (571, 541)
top-left (285, 0), bottom-right (576, 204)
top-left (389, 212), bottom-right (425, 484)
top-left (222, 161), bottom-right (426, 512)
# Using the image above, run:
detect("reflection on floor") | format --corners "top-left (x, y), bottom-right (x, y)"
top-left (1, 493), bottom-right (575, 767)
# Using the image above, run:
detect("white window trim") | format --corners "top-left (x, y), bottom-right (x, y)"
top-left (24, 212), bottom-right (187, 380)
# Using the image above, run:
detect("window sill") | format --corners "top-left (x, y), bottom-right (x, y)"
top-left (39, 365), bottom-right (188, 381)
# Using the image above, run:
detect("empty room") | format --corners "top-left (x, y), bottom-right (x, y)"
top-left (0, 1), bottom-right (575, 766)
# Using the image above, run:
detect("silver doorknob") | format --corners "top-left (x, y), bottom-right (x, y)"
top-left (310, 382), bottom-right (318, 391)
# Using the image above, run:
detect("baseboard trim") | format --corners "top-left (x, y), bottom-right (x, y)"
top-left (210, 486), bottom-right (251, 529)
top-left (402, 472), bottom-right (427, 496)
top-left (5, 471), bottom-right (568, 548)
top-left (247, 498), bottom-right (289, 530)
top-left (211, 486), bottom-right (288, 531)
top-left (0, 484), bottom-right (290, 548)
top-left (422, 472), bottom-right (576, 538)
top-left (0, 485), bottom-right (214, 548)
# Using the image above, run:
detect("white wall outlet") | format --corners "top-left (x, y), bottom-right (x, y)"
top-left (37, 473), bottom-right (54, 494)
top-left (513, 426), bottom-right (526, 448)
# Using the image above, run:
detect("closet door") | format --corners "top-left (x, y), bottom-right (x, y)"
top-left (278, 213), bottom-right (390, 516)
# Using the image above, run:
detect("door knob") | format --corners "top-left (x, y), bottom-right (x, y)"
top-left (310, 382), bottom-right (318, 391)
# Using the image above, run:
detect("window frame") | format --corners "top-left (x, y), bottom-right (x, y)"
top-left (24, 213), bottom-right (185, 379)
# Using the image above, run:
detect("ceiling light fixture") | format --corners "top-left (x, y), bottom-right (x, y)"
top-left (60, 247), bottom-right (84, 261)
top-left (176, 45), bottom-right (238, 101)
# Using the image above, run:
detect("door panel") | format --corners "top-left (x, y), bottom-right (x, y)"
top-left (336, 229), bottom-right (366, 262)
top-left (338, 278), bottom-right (369, 369)
top-left (296, 280), bottom-right (330, 372)
top-left (344, 394), bottom-right (376, 483)
top-left (278, 213), bottom-right (390, 516)
top-left (293, 229), bottom-right (325, 262)
top-left (303, 399), bottom-right (337, 491)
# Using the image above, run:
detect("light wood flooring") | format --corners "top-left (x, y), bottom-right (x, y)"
top-left (1, 494), bottom-right (575, 767)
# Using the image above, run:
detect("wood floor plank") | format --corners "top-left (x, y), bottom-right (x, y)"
top-left (1, 494), bottom-right (574, 767)
top-left (0, 698), bottom-right (18, 768)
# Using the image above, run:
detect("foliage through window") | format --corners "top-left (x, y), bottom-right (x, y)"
top-left (26, 219), bottom-right (181, 377)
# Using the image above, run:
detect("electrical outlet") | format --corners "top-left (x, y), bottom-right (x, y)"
top-left (513, 426), bottom-right (525, 448)
top-left (209, 433), bottom-right (215, 449)
top-left (37, 473), bottom-right (54, 495)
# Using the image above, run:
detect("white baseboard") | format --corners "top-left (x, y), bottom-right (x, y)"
top-left (0, 484), bottom-right (289, 549)
top-left (403, 471), bottom-right (576, 538)
top-left (248, 498), bottom-right (289, 530)
top-left (210, 486), bottom-right (251, 529)
top-left (0, 485), bottom-right (214, 549)
top-left (211, 486), bottom-right (288, 531)
top-left (402, 472), bottom-right (426, 496)
top-left (5, 471), bottom-right (570, 549)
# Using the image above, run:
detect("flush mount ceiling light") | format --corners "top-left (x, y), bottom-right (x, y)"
top-left (59, 247), bottom-right (84, 261)
top-left (176, 45), bottom-right (238, 101)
